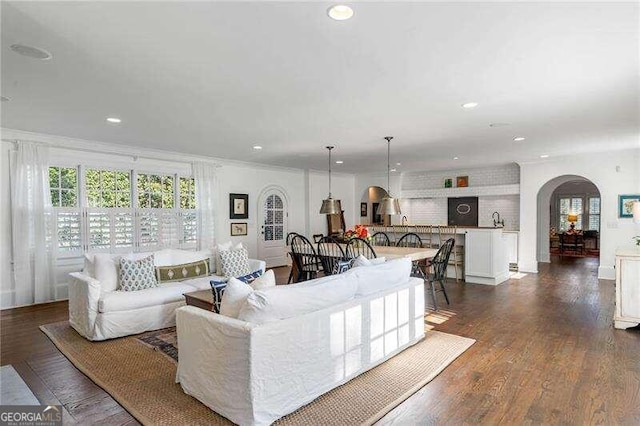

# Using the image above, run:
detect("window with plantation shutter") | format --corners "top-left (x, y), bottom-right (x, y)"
top-left (49, 166), bottom-right (199, 257)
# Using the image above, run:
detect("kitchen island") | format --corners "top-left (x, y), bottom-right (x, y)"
top-left (367, 224), bottom-right (514, 285)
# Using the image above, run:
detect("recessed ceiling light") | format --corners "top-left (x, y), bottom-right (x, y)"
top-left (327, 5), bottom-right (354, 21)
top-left (462, 102), bottom-right (478, 109)
top-left (0, 96), bottom-right (10, 102)
top-left (106, 117), bottom-right (121, 123)
top-left (252, 145), bottom-right (263, 150)
top-left (335, 160), bottom-right (343, 164)
top-left (453, 157), bottom-right (459, 160)
top-left (513, 137), bottom-right (526, 141)
top-left (540, 154), bottom-right (549, 158)
top-left (396, 162), bottom-right (401, 166)
top-left (489, 122), bottom-right (510, 128)
top-left (10, 44), bottom-right (52, 60)
top-left (390, 168), bottom-right (397, 172)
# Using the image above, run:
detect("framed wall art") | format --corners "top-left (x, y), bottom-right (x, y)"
top-left (360, 202), bottom-right (368, 217)
top-left (444, 178), bottom-right (453, 188)
top-left (230, 222), bottom-right (248, 236)
top-left (618, 194), bottom-right (640, 218)
top-left (456, 176), bottom-right (469, 188)
top-left (229, 193), bottom-right (249, 219)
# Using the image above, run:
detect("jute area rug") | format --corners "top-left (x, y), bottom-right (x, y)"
top-left (40, 322), bottom-right (474, 425)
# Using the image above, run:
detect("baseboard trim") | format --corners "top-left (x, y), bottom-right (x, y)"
top-left (518, 261), bottom-right (538, 274)
top-left (598, 266), bottom-right (615, 281)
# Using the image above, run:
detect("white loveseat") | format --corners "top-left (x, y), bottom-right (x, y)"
top-left (176, 258), bottom-right (425, 426)
top-left (68, 249), bottom-right (265, 341)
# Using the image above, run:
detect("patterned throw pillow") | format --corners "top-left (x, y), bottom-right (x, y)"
top-left (119, 255), bottom-right (158, 292)
top-left (208, 269), bottom-right (264, 313)
top-left (156, 259), bottom-right (210, 283)
top-left (219, 247), bottom-right (251, 278)
top-left (333, 258), bottom-right (355, 275)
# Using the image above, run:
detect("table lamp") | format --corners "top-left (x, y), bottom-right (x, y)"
top-left (567, 213), bottom-right (578, 231)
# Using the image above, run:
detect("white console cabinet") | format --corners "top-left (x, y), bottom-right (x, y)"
top-left (614, 248), bottom-right (640, 329)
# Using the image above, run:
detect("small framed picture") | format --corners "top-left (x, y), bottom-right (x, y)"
top-left (618, 194), bottom-right (640, 218)
top-left (456, 176), bottom-right (469, 188)
top-left (444, 178), bottom-right (453, 188)
top-left (230, 222), bottom-right (248, 236)
top-left (360, 202), bottom-right (368, 217)
top-left (229, 193), bottom-right (249, 219)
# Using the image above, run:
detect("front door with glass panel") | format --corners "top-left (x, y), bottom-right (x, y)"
top-left (258, 189), bottom-right (288, 267)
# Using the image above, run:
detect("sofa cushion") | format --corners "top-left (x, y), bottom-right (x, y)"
top-left (99, 281), bottom-right (194, 313)
top-left (345, 257), bottom-right (412, 296)
top-left (94, 253), bottom-right (121, 292)
top-left (156, 259), bottom-right (210, 283)
top-left (119, 255), bottom-right (158, 292)
top-left (219, 247), bottom-right (250, 277)
top-left (167, 249), bottom-right (211, 266)
top-left (237, 274), bottom-right (357, 324)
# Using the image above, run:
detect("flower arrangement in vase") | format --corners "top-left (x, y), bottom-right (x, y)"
top-left (344, 225), bottom-right (371, 242)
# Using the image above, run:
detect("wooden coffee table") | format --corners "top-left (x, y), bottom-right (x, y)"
top-left (184, 290), bottom-right (214, 311)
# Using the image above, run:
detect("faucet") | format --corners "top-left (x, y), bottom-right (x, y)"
top-left (401, 215), bottom-right (408, 226)
top-left (492, 212), bottom-right (505, 228)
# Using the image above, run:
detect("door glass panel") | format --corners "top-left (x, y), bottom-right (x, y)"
top-left (275, 226), bottom-right (283, 241)
top-left (265, 226), bottom-right (273, 241)
top-left (266, 210), bottom-right (274, 225)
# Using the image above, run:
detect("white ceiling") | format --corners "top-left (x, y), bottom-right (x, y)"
top-left (2, 1), bottom-right (638, 173)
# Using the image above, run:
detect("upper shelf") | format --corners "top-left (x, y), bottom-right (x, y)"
top-left (401, 184), bottom-right (520, 199)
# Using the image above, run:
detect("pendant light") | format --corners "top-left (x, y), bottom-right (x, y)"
top-left (320, 146), bottom-right (340, 214)
top-left (377, 136), bottom-right (402, 216)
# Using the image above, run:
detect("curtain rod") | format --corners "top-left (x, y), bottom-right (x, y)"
top-left (2, 138), bottom-right (222, 168)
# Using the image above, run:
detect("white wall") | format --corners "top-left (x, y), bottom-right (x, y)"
top-left (0, 129), bottom-right (356, 308)
top-left (519, 148), bottom-right (640, 279)
top-left (355, 172), bottom-right (403, 225)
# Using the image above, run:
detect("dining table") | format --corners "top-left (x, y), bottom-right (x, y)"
top-left (339, 244), bottom-right (438, 262)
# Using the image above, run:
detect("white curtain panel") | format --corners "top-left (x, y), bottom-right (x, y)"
top-left (10, 141), bottom-right (56, 305)
top-left (193, 162), bottom-right (218, 251)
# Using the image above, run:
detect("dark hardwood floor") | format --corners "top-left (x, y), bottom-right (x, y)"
top-left (2, 257), bottom-right (639, 425)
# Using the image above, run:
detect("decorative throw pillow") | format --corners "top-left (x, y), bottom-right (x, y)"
top-left (352, 255), bottom-right (386, 268)
top-left (119, 255), bottom-right (158, 292)
top-left (332, 258), bottom-right (355, 275)
top-left (219, 277), bottom-right (254, 317)
top-left (216, 242), bottom-right (243, 274)
top-left (219, 247), bottom-right (251, 278)
top-left (156, 259), bottom-right (210, 283)
top-left (209, 270), bottom-right (275, 315)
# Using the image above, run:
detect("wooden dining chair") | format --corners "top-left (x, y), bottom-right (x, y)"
top-left (317, 236), bottom-right (347, 275)
top-left (345, 237), bottom-right (377, 260)
top-left (286, 232), bottom-right (300, 283)
top-left (396, 233), bottom-right (423, 248)
top-left (290, 235), bottom-right (321, 282)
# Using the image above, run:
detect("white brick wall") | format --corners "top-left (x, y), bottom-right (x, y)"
top-left (398, 163), bottom-right (521, 231)
top-left (401, 164), bottom-right (520, 191)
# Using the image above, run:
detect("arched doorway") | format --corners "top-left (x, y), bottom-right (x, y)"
top-left (360, 186), bottom-right (389, 226)
top-left (537, 175), bottom-right (601, 265)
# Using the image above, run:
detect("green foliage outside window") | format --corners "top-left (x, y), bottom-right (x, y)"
top-left (180, 177), bottom-right (196, 209)
top-left (49, 167), bottom-right (77, 207)
top-left (138, 173), bottom-right (174, 208)
top-left (85, 169), bottom-right (131, 208)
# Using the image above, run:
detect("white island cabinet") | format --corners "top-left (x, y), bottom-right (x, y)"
top-left (614, 247), bottom-right (640, 329)
top-left (464, 228), bottom-right (510, 285)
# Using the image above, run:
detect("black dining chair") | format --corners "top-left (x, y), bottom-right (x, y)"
top-left (371, 232), bottom-right (391, 247)
top-left (396, 233), bottom-right (426, 277)
top-left (396, 233), bottom-right (423, 248)
top-left (425, 238), bottom-right (455, 310)
top-left (286, 232), bottom-right (300, 283)
top-left (345, 237), bottom-right (377, 260)
top-left (290, 235), bottom-right (321, 282)
top-left (317, 236), bottom-right (347, 275)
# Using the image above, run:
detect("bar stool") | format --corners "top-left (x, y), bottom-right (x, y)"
top-left (416, 225), bottom-right (434, 248)
top-left (437, 225), bottom-right (464, 282)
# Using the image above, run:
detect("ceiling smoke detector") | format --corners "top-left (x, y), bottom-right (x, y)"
top-left (10, 44), bottom-right (52, 60)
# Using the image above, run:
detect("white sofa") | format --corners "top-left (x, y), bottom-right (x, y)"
top-left (176, 258), bottom-right (425, 426)
top-left (68, 249), bottom-right (266, 341)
